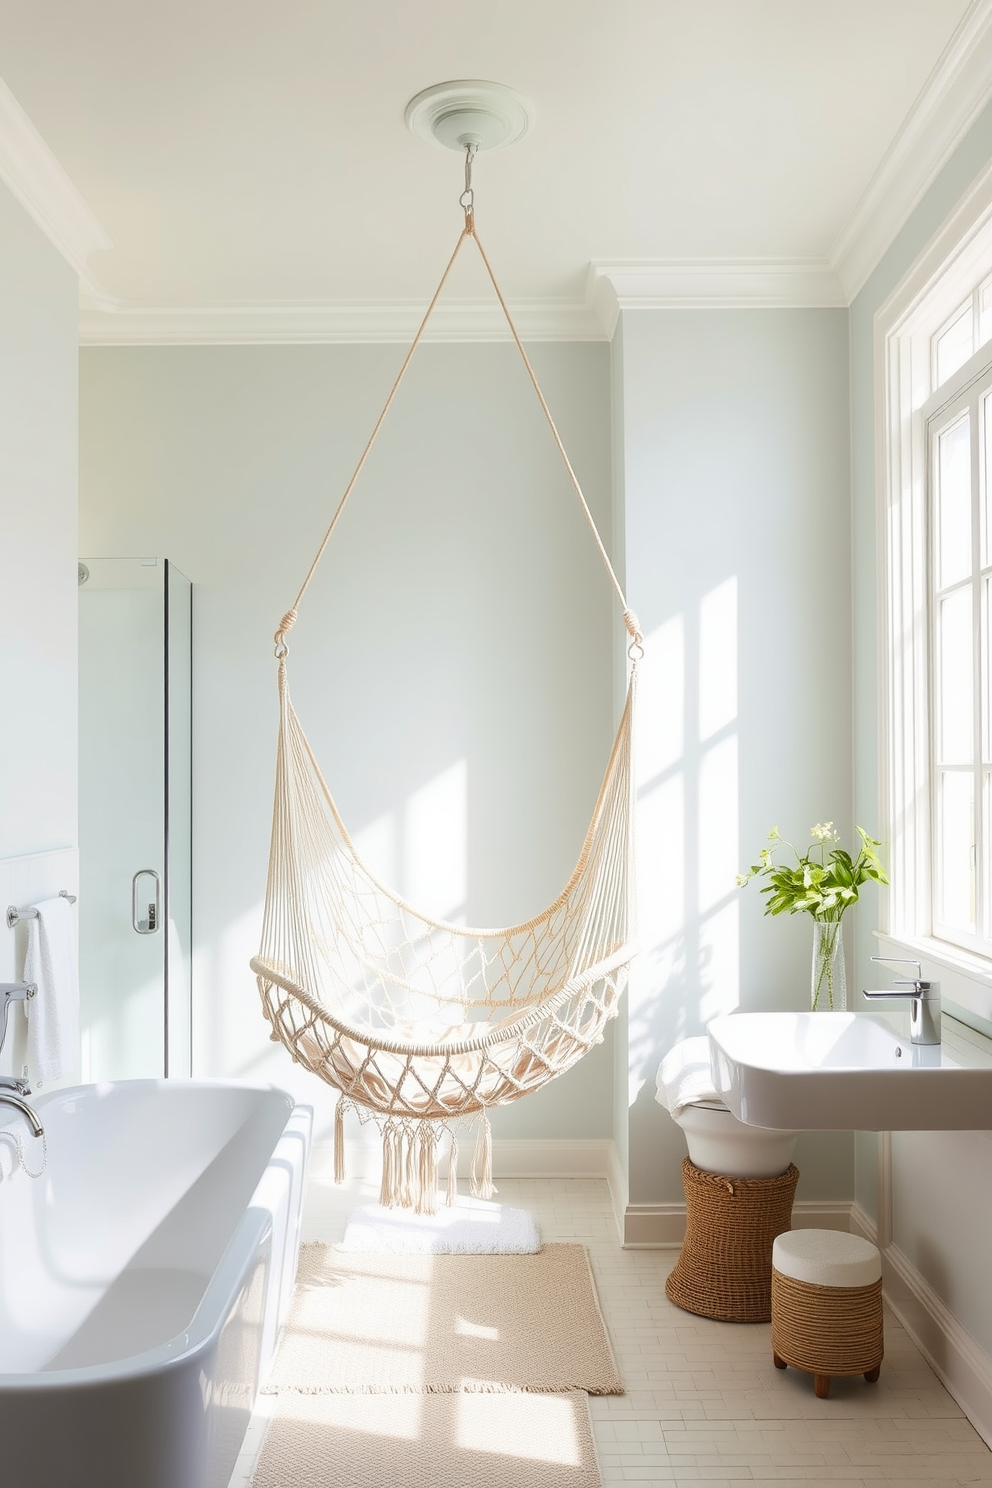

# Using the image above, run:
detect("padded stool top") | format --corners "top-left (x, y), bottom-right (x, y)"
top-left (772, 1228), bottom-right (881, 1288)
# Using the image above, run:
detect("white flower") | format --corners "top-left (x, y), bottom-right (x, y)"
top-left (810, 821), bottom-right (835, 842)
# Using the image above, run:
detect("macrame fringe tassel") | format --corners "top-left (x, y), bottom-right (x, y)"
top-left (379, 1120), bottom-right (398, 1208)
top-left (415, 1124), bottom-right (439, 1216)
top-left (402, 1129), bottom-right (416, 1208)
top-left (333, 1100), bottom-right (346, 1184)
top-left (446, 1134), bottom-right (459, 1207)
top-left (470, 1111), bottom-right (496, 1200)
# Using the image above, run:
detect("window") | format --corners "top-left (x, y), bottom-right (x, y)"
top-left (877, 160), bottom-right (992, 1027)
top-left (925, 359), bottom-right (992, 953)
top-left (931, 276), bottom-right (992, 389)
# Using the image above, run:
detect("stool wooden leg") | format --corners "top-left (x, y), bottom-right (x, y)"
top-left (813, 1374), bottom-right (831, 1399)
top-left (864, 1365), bottom-right (881, 1384)
top-left (772, 1352), bottom-right (787, 1370)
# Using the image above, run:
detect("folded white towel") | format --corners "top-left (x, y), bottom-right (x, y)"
top-left (24, 896), bottom-right (79, 1087)
top-left (655, 1036), bottom-right (721, 1117)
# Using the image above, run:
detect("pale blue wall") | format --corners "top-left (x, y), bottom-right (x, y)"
top-left (615, 307), bottom-right (854, 1207)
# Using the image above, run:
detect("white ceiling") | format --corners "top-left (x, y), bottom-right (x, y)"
top-left (0, 0), bottom-right (989, 339)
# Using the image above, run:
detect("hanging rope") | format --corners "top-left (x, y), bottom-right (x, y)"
top-left (255, 145), bottom-right (640, 1212)
top-left (274, 144), bottom-right (641, 659)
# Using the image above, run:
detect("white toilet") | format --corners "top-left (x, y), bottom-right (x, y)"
top-left (657, 1037), bottom-right (799, 1179)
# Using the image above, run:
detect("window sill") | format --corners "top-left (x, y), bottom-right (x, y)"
top-left (874, 929), bottom-right (992, 1042)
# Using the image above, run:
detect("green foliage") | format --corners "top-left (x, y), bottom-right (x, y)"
top-left (737, 823), bottom-right (888, 923)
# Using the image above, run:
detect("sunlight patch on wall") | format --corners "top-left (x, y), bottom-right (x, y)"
top-left (699, 577), bottom-right (737, 740)
top-left (404, 761), bottom-right (468, 923)
top-left (628, 577), bottom-right (740, 1096)
top-left (698, 735), bottom-right (739, 914)
top-left (698, 900), bottom-right (740, 1024)
top-left (635, 613), bottom-right (683, 777)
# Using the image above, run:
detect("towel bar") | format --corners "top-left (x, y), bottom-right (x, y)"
top-left (6, 890), bottom-right (76, 930)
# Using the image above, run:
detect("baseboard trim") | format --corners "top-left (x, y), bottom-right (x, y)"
top-left (852, 1200), bottom-right (992, 1449)
top-left (605, 1142), bottom-right (629, 1245)
top-left (311, 1135), bottom-right (616, 1185)
top-left (489, 1138), bottom-right (614, 1178)
top-left (620, 1198), bottom-right (855, 1249)
top-left (622, 1203), bottom-right (686, 1248)
top-left (882, 1243), bottom-right (992, 1449)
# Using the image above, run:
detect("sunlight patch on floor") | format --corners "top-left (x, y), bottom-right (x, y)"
top-left (455, 1390), bottom-right (583, 1465)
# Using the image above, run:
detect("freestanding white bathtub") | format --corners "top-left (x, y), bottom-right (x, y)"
top-left (0, 1079), bottom-right (311, 1488)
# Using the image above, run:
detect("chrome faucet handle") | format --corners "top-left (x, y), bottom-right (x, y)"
top-left (0, 1074), bottom-right (31, 1096)
top-left (863, 960), bottom-right (941, 1045)
top-left (870, 955), bottom-right (922, 979)
top-left (867, 954), bottom-right (937, 996)
top-left (0, 982), bottom-right (38, 998)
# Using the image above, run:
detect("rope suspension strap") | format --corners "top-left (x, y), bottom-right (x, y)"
top-left (256, 143), bottom-right (641, 1213)
top-left (272, 145), bottom-right (641, 662)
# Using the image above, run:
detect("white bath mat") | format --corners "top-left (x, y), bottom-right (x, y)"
top-left (338, 1196), bottom-right (540, 1255)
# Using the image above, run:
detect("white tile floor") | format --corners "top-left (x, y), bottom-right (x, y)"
top-left (230, 1174), bottom-right (992, 1488)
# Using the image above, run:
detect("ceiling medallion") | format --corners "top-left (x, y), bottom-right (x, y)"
top-left (404, 80), bottom-right (533, 153)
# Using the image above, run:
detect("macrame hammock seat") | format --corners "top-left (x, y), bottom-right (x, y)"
top-left (252, 189), bottom-right (642, 1214)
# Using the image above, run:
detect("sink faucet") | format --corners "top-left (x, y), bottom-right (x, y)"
top-left (862, 957), bottom-right (941, 1046)
top-left (0, 1088), bottom-right (44, 1138)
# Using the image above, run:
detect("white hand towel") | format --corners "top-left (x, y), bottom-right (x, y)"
top-left (24, 896), bottom-right (79, 1086)
top-left (655, 1035), bottom-right (720, 1117)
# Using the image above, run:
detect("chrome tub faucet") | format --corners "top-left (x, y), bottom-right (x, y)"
top-left (0, 1088), bottom-right (44, 1138)
top-left (862, 957), bottom-right (941, 1046)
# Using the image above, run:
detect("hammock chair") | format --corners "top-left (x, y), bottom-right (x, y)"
top-left (252, 160), bottom-right (642, 1213)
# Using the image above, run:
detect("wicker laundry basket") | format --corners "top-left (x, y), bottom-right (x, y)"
top-left (665, 1157), bottom-right (800, 1323)
top-left (771, 1229), bottom-right (883, 1398)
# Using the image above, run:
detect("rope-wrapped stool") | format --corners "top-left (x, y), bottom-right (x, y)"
top-left (771, 1229), bottom-right (883, 1398)
top-left (665, 1157), bottom-right (800, 1322)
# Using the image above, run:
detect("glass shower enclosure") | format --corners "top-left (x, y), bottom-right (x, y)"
top-left (78, 557), bottom-right (192, 1079)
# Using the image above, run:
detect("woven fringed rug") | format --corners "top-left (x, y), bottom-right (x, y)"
top-left (252, 1242), bottom-right (618, 1487)
top-left (264, 1241), bottom-right (623, 1395)
top-left (251, 1389), bottom-right (603, 1488)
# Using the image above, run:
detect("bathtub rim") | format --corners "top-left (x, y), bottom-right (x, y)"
top-left (0, 1077), bottom-right (309, 1390)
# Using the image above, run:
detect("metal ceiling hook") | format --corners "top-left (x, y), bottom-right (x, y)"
top-left (459, 142), bottom-right (478, 218)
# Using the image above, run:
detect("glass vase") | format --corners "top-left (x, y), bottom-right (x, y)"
top-left (811, 919), bottom-right (846, 1011)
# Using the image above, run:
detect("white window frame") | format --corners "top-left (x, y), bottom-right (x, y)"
top-left (876, 158), bottom-right (992, 1029)
top-left (924, 360), bottom-right (992, 953)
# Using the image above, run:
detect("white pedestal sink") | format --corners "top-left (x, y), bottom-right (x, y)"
top-left (707, 1011), bottom-right (992, 1130)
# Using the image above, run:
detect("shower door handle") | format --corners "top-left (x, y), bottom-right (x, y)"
top-left (132, 869), bottom-right (161, 934)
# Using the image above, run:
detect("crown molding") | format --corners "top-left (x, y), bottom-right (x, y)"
top-left (78, 293), bottom-right (606, 345)
top-left (831, 0), bottom-right (992, 302)
top-left (79, 258), bottom-right (850, 346)
top-left (0, 75), bottom-right (111, 295)
top-left (589, 259), bottom-right (847, 335)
